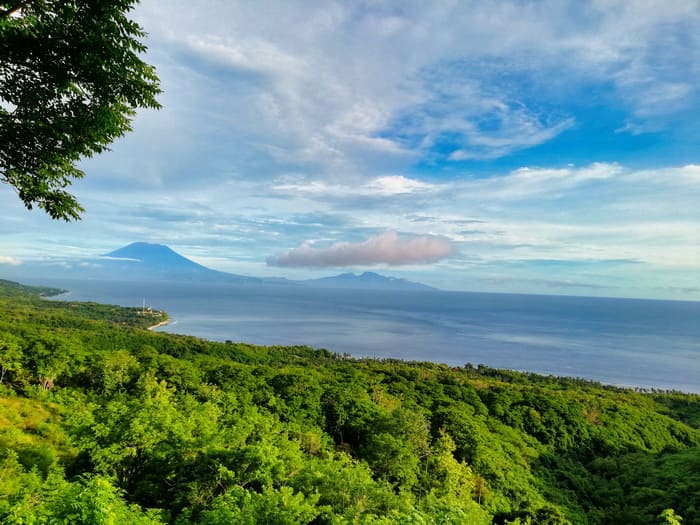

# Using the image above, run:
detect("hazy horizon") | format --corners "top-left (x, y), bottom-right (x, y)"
top-left (3, 240), bottom-right (700, 302)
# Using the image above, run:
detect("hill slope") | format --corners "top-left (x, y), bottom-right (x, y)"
top-left (0, 278), bottom-right (698, 524)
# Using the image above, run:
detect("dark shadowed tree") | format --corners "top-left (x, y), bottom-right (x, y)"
top-left (0, 0), bottom-right (161, 220)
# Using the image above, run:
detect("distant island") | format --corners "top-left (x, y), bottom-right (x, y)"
top-left (302, 271), bottom-right (436, 291)
top-left (2, 241), bottom-right (438, 292)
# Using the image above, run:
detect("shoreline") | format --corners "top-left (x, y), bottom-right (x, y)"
top-left (147, 320), bottom-right (170, 331)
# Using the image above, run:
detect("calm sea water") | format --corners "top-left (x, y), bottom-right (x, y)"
top-left (40, 278), bottom-right (700, 393)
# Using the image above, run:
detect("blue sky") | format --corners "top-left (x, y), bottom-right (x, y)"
top-left (1, 0), bottom-right (700, 299)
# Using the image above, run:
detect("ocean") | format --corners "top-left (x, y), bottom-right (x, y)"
top-left (42, 278), bottom-right (700, 393)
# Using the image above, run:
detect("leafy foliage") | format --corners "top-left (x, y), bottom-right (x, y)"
top-left (0, 0), bottom-right (161, 220)
top-left (0, 279), bottom-right (697, 523)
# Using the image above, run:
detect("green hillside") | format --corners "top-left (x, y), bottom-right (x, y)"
top-left (0, 279), bottom-right (698, 524)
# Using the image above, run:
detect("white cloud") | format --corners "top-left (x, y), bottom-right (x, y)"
top-left (451, 162), bottom-right (625, 200)
top-left (271, 162), bottom-right (627, 206)
top-left (678, 165), bottom-right (700, 182)
top-left (184, 36), bottom-right (305, 79)
top-left (512, 161), bottom-right (622, 183)
top-left (267, 231), bottom-right (454, 267)
top-left (127, 0), bottom-right (700, 181)
top-left (556, 1), bottom-right (700, 122)
top-left (0, 256), bottom-right (21, 266)
top-left (368, 176), bottom-right (435, 195)
top-left (273, 175), bottom-right (439, 198)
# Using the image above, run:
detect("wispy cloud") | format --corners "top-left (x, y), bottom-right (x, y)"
top-left (267, 231), bottom-right (454, 267)
top-left (184, 35), bottom-right (305, 79)
top-left (448, 116), bottom-right (575, 160)
top-left (273, 162), bottom-right (625, 205)
top-left (459, 162), bottom-right (624, 200)
top-left (272, 175), bottom-right (439, 199)
top-left (123, 0), bottom-right (700, 184)
top-left (384, 67), bottom-right (577, 160)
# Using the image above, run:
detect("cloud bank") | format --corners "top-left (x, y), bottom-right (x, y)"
top-left (267, 231), bottom-right (454, 267)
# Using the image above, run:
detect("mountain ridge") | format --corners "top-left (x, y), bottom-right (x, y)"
top-left (303, 270), bottom-right (437, 291)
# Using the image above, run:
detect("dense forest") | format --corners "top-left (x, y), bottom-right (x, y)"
top-left (0, 278), bottom-right (698, 524)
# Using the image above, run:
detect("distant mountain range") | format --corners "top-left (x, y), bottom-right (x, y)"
top-left (304, 271), bottom-right (435, 291)
top-left (2, 242), bottom-right (437, 292)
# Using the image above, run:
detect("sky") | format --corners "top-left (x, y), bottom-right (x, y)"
top-left (1, 0), bottom-right (700, 299)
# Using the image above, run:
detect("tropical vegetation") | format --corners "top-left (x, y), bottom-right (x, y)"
top-left (1, 279), bottom-right (698, 524)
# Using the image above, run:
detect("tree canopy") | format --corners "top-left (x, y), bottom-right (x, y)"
top-left (1, 278), bottom-right (700, 524)
top-left (0, 0), bottom-right (161, 220)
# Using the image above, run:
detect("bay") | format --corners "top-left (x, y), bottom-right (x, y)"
top-left (42, 278), bottom-right (700, 393)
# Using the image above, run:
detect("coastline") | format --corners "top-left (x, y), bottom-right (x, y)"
top-left (147, 320), bottom-right (170, 331)
top-left (23, 278), bottom-right (700, 393)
